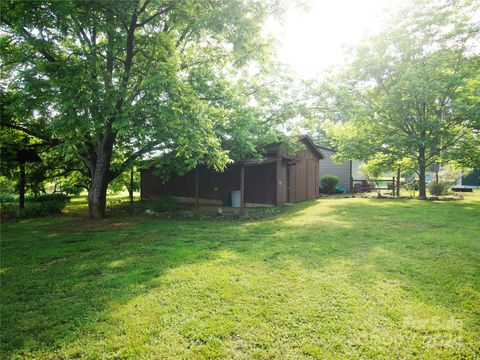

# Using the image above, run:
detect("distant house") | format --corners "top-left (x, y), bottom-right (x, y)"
top-left (457, 169), bottom-right (480, 188)
top-left (140, 135), bottom-right (325, 207)
top-left (317, 146), bottom-right (363, 193)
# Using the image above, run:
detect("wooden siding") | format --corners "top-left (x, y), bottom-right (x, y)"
top-left (141, 136), bottom-right (321, 205)
top-left (288, 163), bottom-right (296, 203)
top-left (292, 145), bottom-right (320, 202)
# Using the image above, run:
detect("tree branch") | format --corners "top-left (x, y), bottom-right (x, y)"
top-left (1, 18), bottom-right (57, 62)
top-left (108, 143), bottom-right (164, 181)
top-left (176, 22), bottom-right (194, 48)
top-left (1, 122), bottom-right (58, 143)
top-left (136, 3), bottom-right (175, 27)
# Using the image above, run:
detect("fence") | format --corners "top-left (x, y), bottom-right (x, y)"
top-left (350, 177), bottom-right (400, 196)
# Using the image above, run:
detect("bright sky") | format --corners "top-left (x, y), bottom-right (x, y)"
top-left (266, 0), bottom-right (397, 79)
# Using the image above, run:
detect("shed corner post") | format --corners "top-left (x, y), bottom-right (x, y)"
top-left (240, 165), bottom-right (245, 215)
top-left (276, 159), bottom-right (282, 205)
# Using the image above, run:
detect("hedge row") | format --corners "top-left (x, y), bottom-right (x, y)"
top-left (0, 194), bottom-right (70, 220)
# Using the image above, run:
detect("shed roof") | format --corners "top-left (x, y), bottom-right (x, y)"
top-left (316, 145), bottom-right (337, 153)
top-left (299, 135), bottom-right (325, 159)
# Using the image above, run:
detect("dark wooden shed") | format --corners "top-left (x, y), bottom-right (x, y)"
top-left (140, 135), bottom-right (324, 207)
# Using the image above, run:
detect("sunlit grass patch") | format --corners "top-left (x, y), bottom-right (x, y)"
top-left (1, 191), bottom-right (479, 358)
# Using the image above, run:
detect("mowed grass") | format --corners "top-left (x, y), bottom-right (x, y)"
top-left (1, 193), bottom-right (479, 359)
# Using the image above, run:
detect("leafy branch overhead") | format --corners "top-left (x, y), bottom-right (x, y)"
top-left (1, 0), bottom-right (291, 218)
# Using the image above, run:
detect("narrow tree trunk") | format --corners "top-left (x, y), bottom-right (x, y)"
top-left (396, 167), bottom-right (401, 197)
top-left (129, 169), bottom-right (134, 211)
top-left (19, 162), bottom-right (25, 209)
top-left (418, 167), bottom-right (426, 198)
top-left (418, 147), bottom-right (427, 199)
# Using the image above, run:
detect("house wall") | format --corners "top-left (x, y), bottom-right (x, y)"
top-left (351, 160), bottom-right (365, 180)
top-left (460, 169), bottom-right (480, 188)
top-left (319, 148), bottom-right (351, 191)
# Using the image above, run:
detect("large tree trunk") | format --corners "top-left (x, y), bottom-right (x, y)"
top-left (87, 141), bottom-right (114, 219)
top-left (418, 147), bottom-right (427, 199)
top-left (88, 180), bottom-right (108, 219)
top-left (88, 158), bottom-right (109, 219)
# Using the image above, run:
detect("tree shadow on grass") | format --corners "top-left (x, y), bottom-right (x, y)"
top-left (1, 196), bottom-right (479, 357)
top-left (1, 200), bottom-right (319, 357)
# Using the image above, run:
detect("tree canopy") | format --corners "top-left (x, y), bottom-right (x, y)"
top-left (1, 0), bottom-right (294, 217)
top-left (312, 0), bottom-right (480, 197)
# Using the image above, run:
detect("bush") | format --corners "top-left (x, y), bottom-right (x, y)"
top-left (0, 176), bottom-right (15, 195)
top-left (1, 203), bottom-right (17, 220)
top-left (18, 201), bottom-right (67, 218)
top-left (428, 180), bottom-right (448, 196)
top-left (1, 193), bottom-right (70, 219)
top-left (321, 175), bottom-right (339, 194)
top-left (0, 193), bottom-right (17, 203)
top-left (26, 193), bottom-right (70, 204)
top-left (147, 196), bottom-right (179, 213)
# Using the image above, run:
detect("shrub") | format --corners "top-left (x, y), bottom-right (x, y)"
top-left (428, 180), bottom-right (448, 196)
top-left (26, 193), bottom-right (70, 204)
top-left (1, 193), bottom-right (70, 219)
top-left (19, 195), bottom-right (70, 218)
top-left (1, 203), bottom-right (17, 220)
top-left (0, 176), bottom-right (15, 195)
top-left (321, 175), bottom-right (339, 194)
top-left (147, 196), bottom-right (179, 213)
top-left (0, 193), bottom-right (16, 203)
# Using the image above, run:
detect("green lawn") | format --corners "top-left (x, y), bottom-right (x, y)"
top-left (1, 193), bottom-right (479, 359)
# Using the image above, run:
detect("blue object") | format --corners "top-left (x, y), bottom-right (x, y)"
top-left (231, 190), bottom-right (241, 208)
top-left (222, 191), bottom-right (232, 206)
top-left (335, 185), bottom-right (346, 194)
